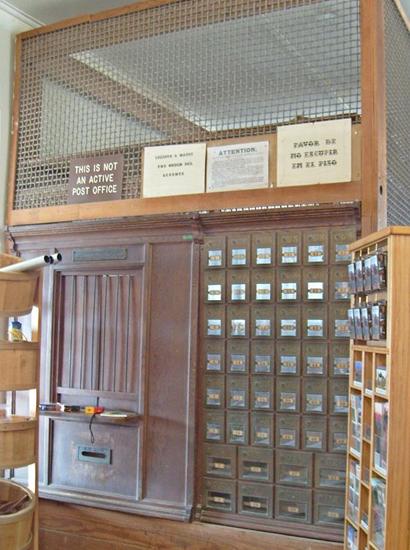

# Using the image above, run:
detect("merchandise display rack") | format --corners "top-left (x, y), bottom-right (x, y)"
top-left (0, 253), bottom-right (40, 550)
top-left (344, 227), bottom-right (410, 550)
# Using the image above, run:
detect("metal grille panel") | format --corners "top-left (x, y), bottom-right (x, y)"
top-left (385, 0), bottom-right (410, 225)
top-left (14, 0), bottom-right (361, 210)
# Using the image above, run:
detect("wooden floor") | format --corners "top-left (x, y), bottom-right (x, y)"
top-left (39, 500), bottom-right (343, 550)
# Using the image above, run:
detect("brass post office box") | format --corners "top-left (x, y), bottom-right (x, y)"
top-left (278, 268), bottom-right (301, 302)
top-left (302, 267), bottom-right (328, 302)
top-left (275, 487), bottom-right (312, 523)
top-left (205, 304), bottom-right (225, 338)
top-left (315, 453), bottom-right (346, 489)
top-left (330, 303), bottom-right (350, 339)
top-left (227, 305), bottom-right (250, 338)
top-left (303, 379), bottom-right (327, 414)
top-left (251, 412), bottom-right (273, 447)
top-left (328, 417), bottom-right (348, 453)
top-left (205, 375), bottom-right (225, 409)
top-left (204, 443), bottom-right (237, 479)
top-left (227, 340), bottom-right (249, 374)
top-left (330, 342), bottom-right (350, 377)
top-left (303, 304), bottom-right (327, 339)
top-left (277, 378), bottom-right (300, 413)
top-left (205, 411), bottom-right (225, 443)
top-left (302, 416), bottom-right (327, 452)
top-left (277, 341), bottom-right (300, 376)
top-left (203, 477), bottom-right (236, 513)
top-left (239, 481), bottom-right (273, 518)
top-left (303, 228), bottom-right (329, 265)
top-left (330, 379), bottom-right (349, 414)
top-left (204, 270), bottom-right (225, 303)
top-left (251, 378), bottom-right (274, 411)
top-left (227, 375), bottom-right (249, 409)
top-left (228, 270), bottom-right (250, 303)
top-left (276, 450), bottom-right (313, 487)
top-left (330, 266), bottom-right (350, 302)
top-left (276, 304), bottom-right (300, 339)
top-left (303, 342), bottom-right (327, 377)
top-left (276, 414), bottom-right (300, 449)
top-left (227, 412), bottom-right (249, 445)
top-left (228, 235), bottom-right (250, 268)
top-left (205, 340), bottom-right (225, 373)
top-left (252, 232), bottom-right (275, 267)
top-left (277, 230), bottom-right (302, 266)
top-left (252, 269), bottom-right (275, 302)
top-left (238, 447), bottom-right (273, 482)
top-left (252, 305), bottom-right (274, 338)
top-left (314, 491), bottom-right (345, 527)
top-left (330, 226), bottom-right (357, 264)
top-left (203, 236), bottom-right (226, 269)
top-left (251, 341), bottom-right (274, 374)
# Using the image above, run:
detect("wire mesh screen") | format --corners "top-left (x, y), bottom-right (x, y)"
top-left (385, 0), bottom-right (410, 225)
top-left (14, 0), bottom-right (361, 210)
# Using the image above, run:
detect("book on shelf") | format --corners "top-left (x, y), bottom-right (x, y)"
top-left (374, 401), bottom-right (388, 474)
top-left (350, 393), bottom-right (362, 455)
top-left (371, 477), bottom-right (386, 550)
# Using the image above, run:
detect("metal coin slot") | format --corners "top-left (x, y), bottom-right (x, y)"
top-left (77, 445), bottom-right (111, 464)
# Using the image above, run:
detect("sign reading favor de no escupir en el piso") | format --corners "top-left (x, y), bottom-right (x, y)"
top-left (67, 154), bottom-right (124, 203)
top-left (277, 119), bottom-right (352, 187)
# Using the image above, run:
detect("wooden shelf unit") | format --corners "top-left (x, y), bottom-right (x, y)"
top-left (0, 253), bottom-right (41, 550)
top-left (344, 227), bottom-right (410, 550)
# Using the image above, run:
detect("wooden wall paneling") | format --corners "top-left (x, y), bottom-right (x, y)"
top-left (360, 0), bottom-right (387, 234)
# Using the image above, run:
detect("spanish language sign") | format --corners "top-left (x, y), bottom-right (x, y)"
top-left (207, 141), bottom-right (269, 192)
top-left (277, 119), bottom-right (351, 187)
top-left (67, 154), bottom-right (123, 203)
top-left (143, 143), bottom-right (206, 197)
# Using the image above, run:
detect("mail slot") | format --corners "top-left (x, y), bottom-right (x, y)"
top-left (77, 446), bottom-right (111, 465)
top-left (239, 481), bottom-right (273, 518)
top-left (238, 447), bottom-right (273, 482)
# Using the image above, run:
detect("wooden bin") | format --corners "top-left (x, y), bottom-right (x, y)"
top-left (0, 480), bottom-right (34, 550)
top-left (0, 254), bottom-right (39, 317)
top-left (0, 417), bottom-right (37, 469)
top-left (0, 341), bottom-right (39, 391)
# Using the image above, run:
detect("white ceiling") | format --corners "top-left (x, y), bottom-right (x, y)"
top-left (1, 0), bottom-right (144, 25)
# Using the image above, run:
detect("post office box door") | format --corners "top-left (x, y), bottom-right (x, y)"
top-left (278, 230), bottom-right (302, 266)
top-left (276, 414), bottom-right (300, 449)
top-left (252, 232), bottom-right (275, 267)
top-left (303, 378), bottom-right (327, 414)
top-left (205, 411), bottom-right (225, 443)
top-left (314, 491), bottom-right (345, 526)
top-left (302, 416), bottom-right (327, 452)
top-left (205, 375), bottom-right (225, 409)
top-left (277, 378), bottom-right (300, 413)
top-left (277, 341), bottom-right (301, 376)
top-left (204, 477), bottom-right (236, 513)
top-left (205, 304), bottom-right (225, 338)
top-left (203, 236), bottom-right (226, 268)
top-left (251, 341), bottom-right (274, 375)
top-left (227, 340), bottom-right (249, 374)
top-left (275, 487), bottom-right (312, 523)
top-left (251, 412), bottom-right (273, 447)
top-left (276, 450), bottom-right (313, 487)
top-left (227, 412), bottom-right (249, 445)
top-left (303, 267), bottom-right (328, 302)
top-left (252, 306), bottom-right (274, 338)
top-left (204, 270), bottom-right (225, 303)
top-left (252, 269), bottom-right (275, 302)
top-left (228, 235), bottom-right (250, 268)
top-left (228, 270), bottom-right (250, 303)
top-left (303, 342), bottom-right (327, 377)
top-left (330, 265), bottom-right (350, 302)
top-left (276, 305), bottom-right (300, 339)
top-left (238, 447), bottom-right (273, 482)
top-left (315, 454), bottom-right (346, 489)
top-left (328, 417), bottom-right (348, 453)
top-left (331, 303), bottom-right (350, 339)
top-left (278, 268), bottom-right (301, 302)
top-left (251, 378), bottom-right (274, 411)
top-left (204, 443), bottom-right (237, 478)
top-left (330, 379), bottom-right (349, 414)
top-left (227, 305), bottom-right (250, 338)
top-left (330, 342), bottom-right (350, 377)
top-left (227, 375), bottom-right (249, 409)
top-left (239, 481), bottom-right (273, 518)
top-left (204, 340), bottom-right (225, 373)
top-left (303, 304), bottom-right (327, 339)
top-left (330, 226), bottom-right (357, 264)
top-left (303, 228), bottom-right (329, 265)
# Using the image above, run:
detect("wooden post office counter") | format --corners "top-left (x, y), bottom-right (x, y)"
top-left (8, 204), bottom-right (360, 544)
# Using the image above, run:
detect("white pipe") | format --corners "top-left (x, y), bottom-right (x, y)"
top-left (0, 255), bottom-right (52, 273)
top-left (49, 252), bottom-right (62, 264)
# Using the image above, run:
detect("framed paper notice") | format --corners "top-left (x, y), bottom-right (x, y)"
top-left (277, 119), bottom-right (352, 187)
top-left (206, 141), bottom-right (269, 192)
top-left (143, 143), bottom-right (206, 197)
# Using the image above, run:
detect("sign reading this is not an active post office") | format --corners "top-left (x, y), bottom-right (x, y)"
top-left (68, 154), bottom-right (124, 203)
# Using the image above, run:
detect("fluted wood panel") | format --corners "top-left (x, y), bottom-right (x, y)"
top-left (59, 272), bottom-right (142, 394)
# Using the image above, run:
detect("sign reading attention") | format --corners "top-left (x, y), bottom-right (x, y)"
top-left (143, 143), bottom-right (206, 197)
top-left (277, 119), bottom-right (352, 187)
top-left (68, 154), bottom-right (123, 203)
